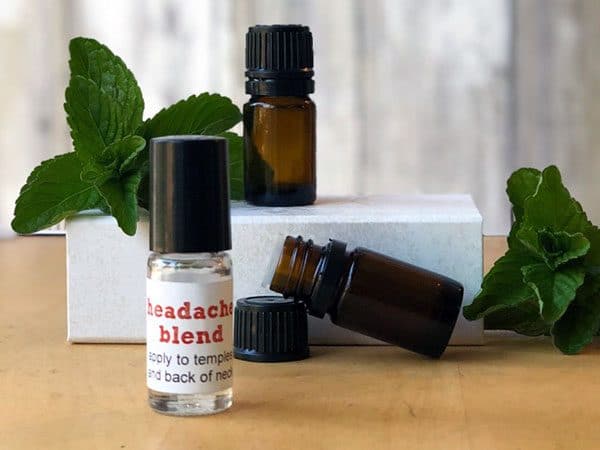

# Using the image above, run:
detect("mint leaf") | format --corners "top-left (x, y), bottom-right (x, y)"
top-left (80, 136), bottom-right (145, 235)
top-left (552, 277), bottom-right (600, 354)
top-left (65, 37), bottom-right (143, 162)
top-left (463, 249), bottom-right (538, 320)
top-left (522, 263), bottom-right (585, 323)
top-left (137, 93), bottom-right (241, 139)
top-left (517, 227), bottom-right (590, 269)
top-left (96, 173), bottom-right (142, 236)
top-left (65, 76), bottom-right (128, 161)
top-left (583, 225), bottom-right (600, 275)
top-left (68, 37), bottom-right (143, 130)
top-left (465, 165), bottom-right (600, 353)
top-left (484, 299), bottom-right (550, 336)
top-left (12, 153), bottom-right (100, 233)
top-left (507, 168), bottom-right (542, 249)
top-left (81, 135), bottom-right (146, 184)
top-left (107, 135), bottom-right (146, 174)
top-left (220, 132), bottom-right (244, 200)
top-left (15, 36), bottom-right (242, 239)
top-left (536, 230), bottom-right (589, 267)
top-left (522, 166), bottom-right (589, 234)
top-left (63, 37), bottom-right (146, 235)
top-left (507, 168), bottom-right (542, 222)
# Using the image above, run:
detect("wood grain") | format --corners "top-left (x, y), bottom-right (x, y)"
top-left (2, 235), bottom-right (600, 450)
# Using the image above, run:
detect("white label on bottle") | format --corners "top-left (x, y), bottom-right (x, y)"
top-left (146, 277), bottom-right (233, 395)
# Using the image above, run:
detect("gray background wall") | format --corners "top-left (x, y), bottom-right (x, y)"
top-left (1, 0), bottom-right (599, 236)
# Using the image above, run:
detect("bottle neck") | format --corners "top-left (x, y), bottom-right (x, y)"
top-left (245, 78), bottom-right (314, 96)
top-left (270, 237), bottom-right (325, 300)
top-left (150, 251), bottom-right (227, 260)
top-left (269, 236), bottom-right (349, 318)
top-left (249, 95), bottom-right (312, 102)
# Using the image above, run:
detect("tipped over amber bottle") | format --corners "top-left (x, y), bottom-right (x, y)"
top-left (243, 25), bottom-right (316, 206)
top-left (265, 236), bottom-right (464, 358)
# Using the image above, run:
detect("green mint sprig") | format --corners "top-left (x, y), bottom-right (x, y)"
top-left (12, 37), bottom-right (243, 236)
top-left (464, 166), bottom-right (600, 354)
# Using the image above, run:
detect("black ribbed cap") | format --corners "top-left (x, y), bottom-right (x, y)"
top-left (245, 24), bottom-right (314, 95)
top-left (234, 296), bottom-right (309, 362)
top-left (149, 136), bottom-right (231, 253)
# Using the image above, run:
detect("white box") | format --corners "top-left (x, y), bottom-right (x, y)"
top-left (66, 195), bottom-right (483, 344)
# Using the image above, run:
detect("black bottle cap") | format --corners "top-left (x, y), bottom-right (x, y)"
top-left (149, 136), bottom-right (231, 253)
top-left (234, 296), bottom-right (309, 362)
top-left (245, 24), bottom-right (314, 96)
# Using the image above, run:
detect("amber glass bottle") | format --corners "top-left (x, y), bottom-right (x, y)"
top-left (243, 25), bottom-right (316, 206)
top-left (266, 236), bottom-right (464, 358)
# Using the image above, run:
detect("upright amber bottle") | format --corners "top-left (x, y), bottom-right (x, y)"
top-left (243, 25), bottom-right (316, 206)
top-left (266, 236), bottom-right (464, 358)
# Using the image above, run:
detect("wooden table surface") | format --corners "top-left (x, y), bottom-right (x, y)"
top-left (1, 236), bottom-right (600, 450)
